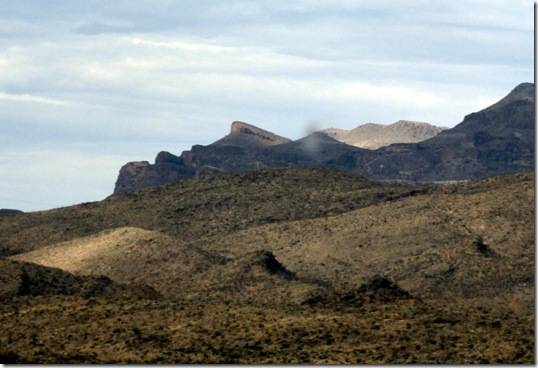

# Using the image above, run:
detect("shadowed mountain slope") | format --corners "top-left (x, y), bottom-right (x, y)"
top-left (355, 83), bottom-right (534, 181)
top-left (0, 258), bottom-right (161, 300)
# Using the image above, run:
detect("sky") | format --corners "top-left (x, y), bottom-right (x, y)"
top-left (0, 0), bottom-right (534, 212)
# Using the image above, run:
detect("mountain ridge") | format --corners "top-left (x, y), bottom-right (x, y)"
top-left (112, 82), bottom-right (534, 195)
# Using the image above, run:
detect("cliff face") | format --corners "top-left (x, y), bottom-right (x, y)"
top-left (113, 152), bottom-right (195, 195)
top-left (112, 83), bottom-right (534, 195)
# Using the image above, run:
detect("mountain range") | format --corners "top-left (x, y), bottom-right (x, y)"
top-left (113, 82), bottom-right (534, 195)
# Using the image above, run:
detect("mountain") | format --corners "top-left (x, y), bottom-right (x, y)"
top-left (211, 121), bottom-right (292, 148)
top-left (0, 209), bottom-right (23, 215)
top-left (321, 120), bottom-right (446, 149)
top-left (355, 83), bottom-right (535, 182)
top-left (113, 83), bottom-right (534, 195)
top-left (0, 167), bottom-right (534, 363)
top-left (113, 123), bottom-right (363, 195)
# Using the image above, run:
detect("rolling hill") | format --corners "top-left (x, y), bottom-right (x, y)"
top-left (0, 168), bottom-right (534, 363)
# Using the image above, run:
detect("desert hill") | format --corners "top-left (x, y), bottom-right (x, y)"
top-left (112, 83), bottom-right (534, 195)
top-left (0, 167), bottom-right (534, 363)
top-left (321, 120), bottom-right (446, 149)
top-left (3, 168), bottom-right (534, 313)
top-left (1, 168), bottom-right (397, 256)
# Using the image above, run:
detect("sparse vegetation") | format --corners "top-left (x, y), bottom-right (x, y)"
top-left (0, 168), bottom-right (534, 363)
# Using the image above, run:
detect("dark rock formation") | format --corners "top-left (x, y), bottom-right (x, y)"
top-left (112, 83), bottom-right (534, 195)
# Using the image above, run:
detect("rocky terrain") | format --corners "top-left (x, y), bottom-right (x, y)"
top-left (321, 120), bottom-right (446, 149)
top-left (0, 167), bottom-right (534, 363)
top-left (113, 83), bottom-right (534, 195)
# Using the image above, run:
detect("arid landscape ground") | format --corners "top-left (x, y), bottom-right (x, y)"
top-left (0, 167), bottom-right (534, 363)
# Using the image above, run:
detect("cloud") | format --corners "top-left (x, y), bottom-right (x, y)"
top-left (0, 0), bottom-right (532, 211)
top-left (0, 92), bottom-right (68, 105)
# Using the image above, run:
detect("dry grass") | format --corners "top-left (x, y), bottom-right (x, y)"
top-left (0, 168), bottom-right (534, 363)
top-left (0, 294), bottom-right (533, 364)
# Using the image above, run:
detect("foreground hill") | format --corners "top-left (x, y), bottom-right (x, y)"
top-left (3, 168), bottom-right (534, 312)
top-left (113, 83), bottom-right (534, 195)
top-left (0, 168), bottom-right (534, 363)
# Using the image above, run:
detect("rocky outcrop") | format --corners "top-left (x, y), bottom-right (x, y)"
top-left (112, 83), bottom-right (534, 195)
top-left (113, 151), bottom-right (195, 195)
top-left (213, 121), bottom-right (292, 148)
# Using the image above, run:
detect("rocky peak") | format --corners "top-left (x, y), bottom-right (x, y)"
top-left (231, 121), bottom-right (292, 144)
top-left (484, 83), bottom-right (534, 113)
top-left (205, 121), bottom-right (291, 149)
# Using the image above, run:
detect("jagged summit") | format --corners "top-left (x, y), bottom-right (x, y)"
top-left (210, 121), bottom-right (292, 148)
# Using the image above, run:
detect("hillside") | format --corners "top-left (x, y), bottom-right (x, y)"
top-left (0, 167), bottom-right (534, 363)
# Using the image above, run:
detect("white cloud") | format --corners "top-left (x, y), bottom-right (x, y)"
top-left (0, 92), bottom-right (68, 106)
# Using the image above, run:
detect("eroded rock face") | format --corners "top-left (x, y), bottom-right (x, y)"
top-left (113, 153), bottom-right (195, 195)
top-left (112, 122), bottom-right (294, 195)
top-left (212, 121), bottom-right (292, 148)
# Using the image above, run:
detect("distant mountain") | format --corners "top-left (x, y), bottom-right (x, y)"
top-left (113, 83), bottom-right (534, 195)
top-left (321, 120), bottom-right (446, 149)
top-left (355, 83), bottom-right (535, 182)
top-left (211, 121), bottom-right (292, 148)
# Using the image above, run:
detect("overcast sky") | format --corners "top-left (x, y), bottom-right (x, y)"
top-left (0, 0), bottom-right (533, 212)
